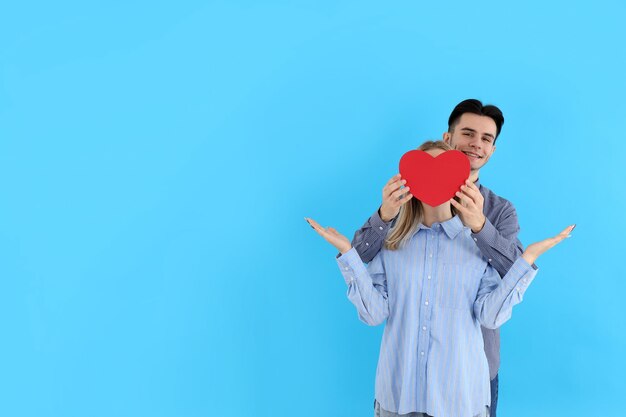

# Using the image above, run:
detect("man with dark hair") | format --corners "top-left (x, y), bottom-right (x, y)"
top-left (448, 98), bottom-right (504, 140)
top-left (352, 99), bottom-right (526, 417)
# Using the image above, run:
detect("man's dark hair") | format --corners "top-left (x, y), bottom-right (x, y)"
top-left (447, 99), bottom-right (504, 141)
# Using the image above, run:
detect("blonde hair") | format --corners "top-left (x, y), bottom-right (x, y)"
top-left (385, 140), bottom-right (456, 250)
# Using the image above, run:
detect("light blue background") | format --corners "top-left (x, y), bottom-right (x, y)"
top-left (1, 1), bottom-right (625, 416)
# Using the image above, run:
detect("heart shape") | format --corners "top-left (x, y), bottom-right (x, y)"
top-left (399, 149), bottom-right (470, 207)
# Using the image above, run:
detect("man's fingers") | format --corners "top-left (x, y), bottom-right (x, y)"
top-left (399, 192), bottom-right (413, 204)
top-left (384, 178), bottom-right (407, 199)
top-left (384, 174), bottom-right (402, 188)
top-left (383, 174), bottom-right (403, 192)
top-left (465, 179), bottom-right (480, 192)
top-left (462, 181), bottom-right (484, 205)
top-left (455, 190), bottom-right (477, 209)
top-left (449, 198), bottom-right (467, 213)
top-left (461, 184), bottom-right (479, 199)
top-left (390, 191), bottom-right (413, 208)
top-left (460, 184), bottom-right (480, 202)
top-left (455, 190), bottom-right (470, 205)
top-left (390, 186), bottom-right (411, 202)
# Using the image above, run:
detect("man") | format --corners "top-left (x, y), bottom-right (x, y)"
top-left (352, 99), bottom-right (528, 417)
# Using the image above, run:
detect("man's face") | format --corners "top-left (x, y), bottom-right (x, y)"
top-left (443, 113), bottom-right (497, 172)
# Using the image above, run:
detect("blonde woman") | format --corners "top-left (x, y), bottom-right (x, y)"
top-left (306, 141), bottom-right (573, 417)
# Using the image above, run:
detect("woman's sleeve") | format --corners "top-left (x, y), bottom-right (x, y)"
top-left (473, 256), bottom-right (538, 329)
top-left (336, 247), bottom-right (389, 326)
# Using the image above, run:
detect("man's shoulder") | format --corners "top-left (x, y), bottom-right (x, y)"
top-left (479, 183), bottom-right (516, 212)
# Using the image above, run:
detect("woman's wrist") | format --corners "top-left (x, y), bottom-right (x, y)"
top-left (521, 251), bottom-right (537, 265)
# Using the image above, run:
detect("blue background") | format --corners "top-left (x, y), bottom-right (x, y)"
top-left (1, 1), bottom-right (625, 416)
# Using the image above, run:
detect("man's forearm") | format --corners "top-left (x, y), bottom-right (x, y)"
top-left (471, 217), bottom-right (526, 277)
top-left (349, 208), bottom-right (392, 263)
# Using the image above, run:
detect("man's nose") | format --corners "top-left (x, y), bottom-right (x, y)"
top-left (468, 137), bottom-right (482, 149)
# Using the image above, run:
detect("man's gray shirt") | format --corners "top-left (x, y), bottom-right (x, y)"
top-left (350, 179), bottom-right (529, 380)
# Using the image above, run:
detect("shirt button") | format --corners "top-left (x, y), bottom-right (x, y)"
top-left (379, 226), bottom-right (383, 230)
top-left (344, 267), bottom-right (349, 271)
top-left (427, 275), bottom-right (431, 279)
top-left (365, 242), bottom-right (369, 246)
top-left (424, 301), bottom-right (429, 306)
top-left (420, 351), bottom-right (425, 356)
top-left (429, 254), bottom-right (433, 258)
top-left (488, 259), bottom-right (492, 262)
top-left (473, 238), bottom-right (478, 242)
top-left (422, 326), bottom-right (427, 331)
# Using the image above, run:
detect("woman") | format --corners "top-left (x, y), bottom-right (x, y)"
top-left (306, 141), bottom-right (573, 417)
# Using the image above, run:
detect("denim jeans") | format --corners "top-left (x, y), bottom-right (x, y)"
top-left (490, 374), bottom-right (499, 417)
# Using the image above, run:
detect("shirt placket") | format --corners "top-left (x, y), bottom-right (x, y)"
top-left (417, 226), bottom-right (438, 405)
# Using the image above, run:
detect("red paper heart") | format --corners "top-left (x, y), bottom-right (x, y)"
top-left (399, 150), bottom-right (470, 207)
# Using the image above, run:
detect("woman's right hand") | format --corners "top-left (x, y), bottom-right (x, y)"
top-left (521, 224), bottom-right (576, 265)
top-left (305, 218), bottom-right (352, 254)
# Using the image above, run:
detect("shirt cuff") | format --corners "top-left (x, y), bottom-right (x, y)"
top-left (500, 256), bottom-right (538, 294)
top-left (471, 216), bottom-right (498, 247)
top-left (370, 208), bottom-right (394, 236)
top-left (471, 218), bottom-right (538, 271)
top-left (336, 247), bottom-right (367, 286)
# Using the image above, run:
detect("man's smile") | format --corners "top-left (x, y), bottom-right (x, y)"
top-left (461, 150), bottom-right (483, 160)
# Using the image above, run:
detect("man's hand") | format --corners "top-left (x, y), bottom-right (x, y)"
top-left (380, 174), bottom-right (413, 222)
top-left (521, 224), bottom-right (575, 265)
top-left (305, 217), bottom-right (352, 254)
top-left (450, 179), bottom-right (486, 233)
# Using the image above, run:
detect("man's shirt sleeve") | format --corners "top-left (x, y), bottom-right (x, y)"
top-left (345, 208), bottom-right (393, 263)
top-left (471, 201), bottom-right (535, 277)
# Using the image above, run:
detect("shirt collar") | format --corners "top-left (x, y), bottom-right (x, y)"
top-left (474, 177), bottom-right (481, 188)
top-left (416, 215), bottom-right (465, 239)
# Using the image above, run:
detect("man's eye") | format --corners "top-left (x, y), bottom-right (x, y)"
top-left (483, 138), bottom-right (492, 142)
top-left (463, 133), bottom-right (471, 136)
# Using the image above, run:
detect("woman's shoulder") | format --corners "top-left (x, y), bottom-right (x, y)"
top-left (444, 228), bottom-right (491, 271)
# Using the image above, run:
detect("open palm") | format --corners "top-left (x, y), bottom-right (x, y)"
top-left (522, 225), bottom-right (575, 264)
top-left (305, 217), bottom-right (352, 254)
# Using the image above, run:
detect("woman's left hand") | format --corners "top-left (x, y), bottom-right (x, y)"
top-left (305, 217), bottom-right (352, 254)
top-left (522, 224), bottom-right (576, 265)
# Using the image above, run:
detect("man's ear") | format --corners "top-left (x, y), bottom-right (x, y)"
top-left (442, 132), bottom-right (451, 144)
